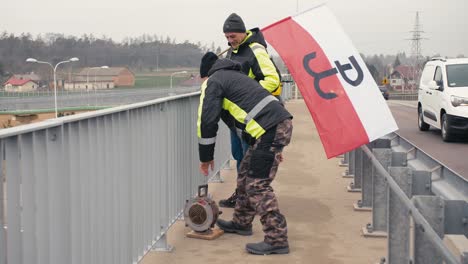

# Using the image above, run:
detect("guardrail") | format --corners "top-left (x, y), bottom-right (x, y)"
top-left (0, 92), bottom-right (231, 264)
top-left (389, 92), bottom-right (418, 101)
top-left (280, 74), bottom-right (418, 102)
top-left (341, 133), bottom-right (467, 264)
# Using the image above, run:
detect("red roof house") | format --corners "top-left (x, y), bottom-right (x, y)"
top-left (4, 77), bottom-right (38, 92)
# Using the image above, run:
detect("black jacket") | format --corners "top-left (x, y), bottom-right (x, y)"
top-left (226, 28), bottom-right (281, 94)
top-left (197, 59), bottom-right (292, 162)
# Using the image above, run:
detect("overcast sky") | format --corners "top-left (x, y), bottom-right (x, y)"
top-left (2, 0), bottom-right (467, 57)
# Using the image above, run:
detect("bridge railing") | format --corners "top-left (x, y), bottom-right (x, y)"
top-left (0, 92), bottom-right (230, 264)
top-left (341, 134), bottom-right (468, 264)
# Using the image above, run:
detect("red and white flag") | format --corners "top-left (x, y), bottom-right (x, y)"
top-left (262, 4), bottom-right (398, 158)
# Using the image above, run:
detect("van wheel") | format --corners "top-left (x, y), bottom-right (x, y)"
top-left (418, 106), bottom-right (430, 131)
top-left (441, 114), bottom-right (455, 142)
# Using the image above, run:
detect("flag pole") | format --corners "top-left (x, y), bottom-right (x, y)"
top-left (217, 47), bottom-right (230, 57)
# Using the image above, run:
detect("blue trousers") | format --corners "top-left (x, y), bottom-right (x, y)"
top-left (230, 129), bottom-right (250, 171)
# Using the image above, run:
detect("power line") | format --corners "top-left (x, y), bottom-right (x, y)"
top-left (407, 11), bottom-right (427, 84)
top-left (409, 12), bottom-right (425, 66)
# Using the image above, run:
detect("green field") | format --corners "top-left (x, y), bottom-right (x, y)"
top-left (134, 69), bottom-right (197, 88)
top-left (134, 75), bottom-right (179, 88)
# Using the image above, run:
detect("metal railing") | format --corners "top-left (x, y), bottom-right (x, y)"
top-left (0, 92), bottom-right (230, 264)
top-left (279, 74), bottom-right (417, 102)
top-left (0, 87), bottom-right (201, 112)
top-left (1, 82), bottom-right (293, 113)
top-left (341, 133), bottom-right (467, 264)
top-left (388, 92), bottom-right (418, 101)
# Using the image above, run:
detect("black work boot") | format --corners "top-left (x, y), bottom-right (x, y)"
top-left (245, 241), bottom-right (289, 255)
top-left (216, 219), bottom-right (252, 236)
top-left (218, 190), bottom-right (237, 208)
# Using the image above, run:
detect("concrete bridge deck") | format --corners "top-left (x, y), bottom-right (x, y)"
top-left (141, 100), bottom-right (386, 264)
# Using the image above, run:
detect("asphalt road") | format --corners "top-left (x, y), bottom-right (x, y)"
top-left (388, 100), bottom-right (468, 178)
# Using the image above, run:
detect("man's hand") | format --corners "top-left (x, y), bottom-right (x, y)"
top-left (199, 160), bottom-right (214, 176)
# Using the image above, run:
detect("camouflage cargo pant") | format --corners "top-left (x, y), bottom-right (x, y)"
top-left (233, 118), bottom-right (293, 246)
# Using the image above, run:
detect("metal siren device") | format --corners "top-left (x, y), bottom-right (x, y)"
top-left (184, 184), bottom-right (224, 240)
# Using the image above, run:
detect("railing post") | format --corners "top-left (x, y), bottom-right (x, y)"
top-left (339, 152), bottom-right (349, 167)
top-left (357, 139), bottom-right (391, 211)
top-left (152, 233), bottom-right (173, 252)
top-left (363, 148), bottom-right (392, 237)
top-left (387, 167), bottom-right (412, 264)
top-left (348, 147), bottom-right (362, 192)
top-left (343, 150), bottom-right (355, 178)
top-left (412, 171), bottom-right (432, 196)
top-left (355, 144), bottom-right (373, 210)
top-left (412, 195), bottom-right (444, 264)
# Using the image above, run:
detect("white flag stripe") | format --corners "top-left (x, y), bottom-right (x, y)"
top-left (293, 6), bottom-right (398, 140)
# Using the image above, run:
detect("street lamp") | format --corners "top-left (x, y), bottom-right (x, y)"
top-left (93, 66), bottom-right (109, 106)
top-left (86, 66), bottom-right (109, 91)
top-left (170, 71), bottom-right (187, 89)
top-left (26, 57), bottom-right (79, 118)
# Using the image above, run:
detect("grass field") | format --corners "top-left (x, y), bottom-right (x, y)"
top-left (134, 69), bottom-right (197, 88)
top-left (0, 69), bottom-right (199, 94)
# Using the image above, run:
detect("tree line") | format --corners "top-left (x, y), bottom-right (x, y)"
top-left (1, 31), bottom-right (459, 85)
top-left (0, 31), bottom-right (223, 83)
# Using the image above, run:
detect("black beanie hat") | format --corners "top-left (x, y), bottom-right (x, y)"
top-left (200, 52), bottom-right (218, 78)
top-left (223, 13), bottom-right (246, 33)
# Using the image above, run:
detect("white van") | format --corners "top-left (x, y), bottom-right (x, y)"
top-left (417, 57), bottom-right (468, 141)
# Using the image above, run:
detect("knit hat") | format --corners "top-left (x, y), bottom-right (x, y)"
top-left (200, 52), bottom-right (218, 78)
top-left (223, 13), bottom-right (246, 33)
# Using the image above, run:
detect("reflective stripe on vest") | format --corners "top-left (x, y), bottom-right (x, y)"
top-left (198, 137), bottom-right (216, 145)
top-left (244, 95), bottom-right (277, 124)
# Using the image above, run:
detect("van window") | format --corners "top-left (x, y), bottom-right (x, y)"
top-left (433, 66), bottom-right (445, 90)
top-left (446, 64), bottom-right (468, 87)
top-left (420, 65), bottom-right (435, 86)
top-left (434, 66), bottom-right (443, 83)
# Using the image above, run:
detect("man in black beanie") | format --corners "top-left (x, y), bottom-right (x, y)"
top-left (197, 53), bottom-right (293, 255)
top-left (199, 52), bottom-right (218, 78)
top-left (223, 13), bottom-right (246, 34)
top-left (219, 13), bottom-right (284, 209)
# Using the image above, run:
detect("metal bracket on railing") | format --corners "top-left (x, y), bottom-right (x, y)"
top-left (208, 159), bottom-right (232, 183)
top-left (392, 152), bottom-right (408, 167)
top-left (430, 165), bottom-right (442, 173)
top-left (412, 171), bottom-right (432, 196)
top-left (405, 147), bottom-right (416, 160)
top-left (387, 134), bottom-right (399, 147)
top-left (222, 158), bottom-right (233, 170)
top-left (209, 170), bottom-right (224, 183)
top-left (153, 233), bottom-right (174, 252)
top-left (444, 200), bottom-right (468, 237)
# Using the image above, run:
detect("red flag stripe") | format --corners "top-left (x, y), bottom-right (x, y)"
top-left (263, 18), bottom-right (369, 158)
